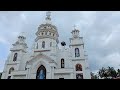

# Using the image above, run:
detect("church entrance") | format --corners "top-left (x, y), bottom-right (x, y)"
top-left (36, 65), bottom-right (46, 79)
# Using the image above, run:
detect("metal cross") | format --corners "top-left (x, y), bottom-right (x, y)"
top-left (46, 11), bottom-right (51, 17)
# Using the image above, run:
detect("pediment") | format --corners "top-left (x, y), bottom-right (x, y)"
top-left (27, 53), bottom-right (56, 65)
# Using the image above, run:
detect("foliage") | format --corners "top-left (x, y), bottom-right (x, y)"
top-left (91, 72), bottom-right (99, 79)
top-left (91, 66), bottom-right (120, 79)
top-left (98, 66), bottom-right (117, 79)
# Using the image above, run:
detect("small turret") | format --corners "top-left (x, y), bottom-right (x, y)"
top-left (71, 25), bottom-right (80, 38)
top-left (10, 32), bottom-right (28, 52)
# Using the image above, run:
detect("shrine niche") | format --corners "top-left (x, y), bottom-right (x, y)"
top-left (36, 65), bottom-right (46, 79)
top-left (76, 64), bottom-right (82, 71)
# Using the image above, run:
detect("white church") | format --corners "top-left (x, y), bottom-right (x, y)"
top-left (1, 11), bottom-right (91, 79)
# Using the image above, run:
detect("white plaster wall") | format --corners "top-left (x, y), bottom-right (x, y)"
top-left (70, 38), bottom-right (83, 45)
top-left (54, 74), bottom-right (71, 79)
top-left (19, 53), bottom-right (30, 71)
top-left (37, 38), bottom-right (57, 50)
top-left (13, 75), bottom-right (26, 79)
top-left (70, 45), bottom-right (85, 59)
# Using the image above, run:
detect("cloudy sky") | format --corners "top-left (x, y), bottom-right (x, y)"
top-left (0, 11), bottom-right (120, 73)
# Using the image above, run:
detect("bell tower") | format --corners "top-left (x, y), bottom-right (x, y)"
top-left (69, 25), bottom-right (87, 79)
top-left (2, 32), bottom-right (28, 79)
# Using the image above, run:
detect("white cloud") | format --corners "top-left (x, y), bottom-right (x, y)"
top-left (0, 36), bottom-right (8, 44)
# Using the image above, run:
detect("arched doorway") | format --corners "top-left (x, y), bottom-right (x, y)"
top-left (36, 65), bottom-right (46, 79)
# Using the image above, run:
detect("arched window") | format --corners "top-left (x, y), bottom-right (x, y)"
top-left (9, 67), bottom-right (14, 74)
top-left (75, 48), bottom-right (80, 57)
top-left (13, 53), bottom-right (17, 61)
top-left (50, 42), bottom-right (52, 47)
top-left (36, 65), bottom-right (46, 79)
top-left (42, 41), bottom-right (45, 48)
top-left (61, 59), bottom-right (65, 68)
top-left (76, 64), bottom-right (82, 71)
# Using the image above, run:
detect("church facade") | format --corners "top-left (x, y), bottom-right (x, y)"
top-left (1, 12), bottom-right (91, 79)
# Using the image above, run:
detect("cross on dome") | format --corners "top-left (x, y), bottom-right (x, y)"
top-left (73, 25), bottom-right (77, 30)
top-left (46, 11), bottom-right (51, 17)
top-left (46, 11), bottom-right (51, 21)
top-left (45, 11), bottom-right (52, 24)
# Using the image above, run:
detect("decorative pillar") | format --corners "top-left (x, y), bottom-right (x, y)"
top-left (51, 66), bottom-right (54, 79)
top-left (26, 65), bottom-right (31, 79)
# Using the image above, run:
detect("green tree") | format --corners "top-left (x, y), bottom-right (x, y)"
top-left (91, 72), bottom-right (99, 79)
top-left (98, 66), bottom-right (117, 79)
top-left (107, 67), bottom-right (117, 78)
top-left (117, 69), bottom-right (120, 77)
top-left (98, 67), bottom-right (109, 79)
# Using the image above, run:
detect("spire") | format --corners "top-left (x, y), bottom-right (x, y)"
top-left (45, 11), bottom-right (52, 24)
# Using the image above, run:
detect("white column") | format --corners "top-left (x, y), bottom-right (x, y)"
top-left (51, 66), bottom-right (54, 79)
top-left (27, 68), bottom-right (30, 79)
top-left (26, 68), bottom-right (29, 79)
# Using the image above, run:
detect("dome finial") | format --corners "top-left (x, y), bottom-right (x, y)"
top-left (46, 11), bottom-right (51, 21)
top-left (46, 11), bottom-right (51, 17)
top-left (73, 24), bottom-right (77, 30)
top-left (18, 32), bottom-right (26, 40)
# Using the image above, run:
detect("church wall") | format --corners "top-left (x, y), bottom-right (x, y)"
top-left (72, 60), bottom-right (86, 79)
top-left (56, 49), bottom-right (72, 69)
top-left (18, 53), bottom-right (29, 71)
top-left (2, 64), bottom-right (18, 79)
top-left (13, 75), bottom-right (26, 79)
top-left (70, 38), bottom-right (83, 45)
top-left (37, 38), bottom-right (57, 50)
top-left (29, 73), bottom-right (36, 79)
top-left (70, 45), bottom-right (85, 59)
top-left (54, 73), bottom-right (71, 79)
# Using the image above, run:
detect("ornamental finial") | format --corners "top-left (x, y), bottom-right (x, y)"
top-left (73, 24), bottom-right (77, 30)
top-left (46, 11), bottom-right (51, 21)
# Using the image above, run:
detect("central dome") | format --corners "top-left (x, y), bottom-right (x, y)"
top-left (35, 11), bottom-right (59, 43)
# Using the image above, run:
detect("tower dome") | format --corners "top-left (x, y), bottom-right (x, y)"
top-left (35, 11), bottom-right (59, 43)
